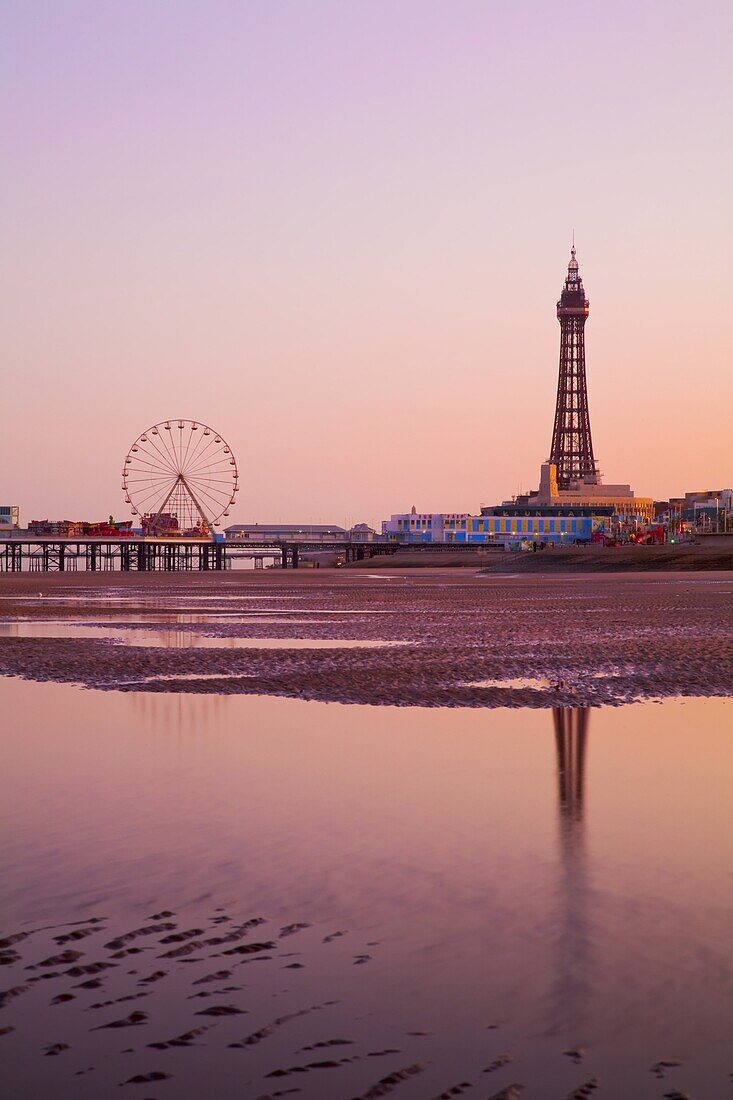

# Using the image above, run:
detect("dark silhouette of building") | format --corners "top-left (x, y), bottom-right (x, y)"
top-left (549, 248), bottom-right (598, 489)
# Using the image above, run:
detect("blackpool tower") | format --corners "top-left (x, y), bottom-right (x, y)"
top-left (549, 247), bottom-right (598, 489)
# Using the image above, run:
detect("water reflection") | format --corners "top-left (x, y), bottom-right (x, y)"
top-left (0, 620), bottom-right (394, 649)
top-left (554, 706), bottom-right (589, 852)
top-left (2, 679), bottom-right (732, 1097)
top-left (551, 706), bottom-right (590, 1034)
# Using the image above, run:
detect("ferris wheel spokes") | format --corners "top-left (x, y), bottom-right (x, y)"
top-left (122, 419), bottom-right (238, 538)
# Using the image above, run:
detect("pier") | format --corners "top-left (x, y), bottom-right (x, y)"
top-left (0, 537), bottom-right (229, 573)
top-left (0, 533), bottom-right (512, 573)
top-left (0, 535), bottom-right (403, 572)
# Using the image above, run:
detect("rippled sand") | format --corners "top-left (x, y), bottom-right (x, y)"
top-left (0, 899), bottom-right (685, 1099)
top-left (2, 903), bottom-right (436, 1099)
top-left (1, 568), bottom-right (733, 706)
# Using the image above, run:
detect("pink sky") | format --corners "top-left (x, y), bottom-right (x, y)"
top-left (1, 0), bottom-right (732, 527)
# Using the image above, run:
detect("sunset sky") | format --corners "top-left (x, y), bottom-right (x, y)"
top-left (2, 0), bottom-right (732, 527)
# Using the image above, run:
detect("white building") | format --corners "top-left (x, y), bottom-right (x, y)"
top-left (226, 524), bottom-right (347, 542)
top-left (381, 507), bottom-right (473, 542)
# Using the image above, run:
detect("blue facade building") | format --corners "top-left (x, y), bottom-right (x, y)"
top-left (381, 504), bottom-right (611, 545)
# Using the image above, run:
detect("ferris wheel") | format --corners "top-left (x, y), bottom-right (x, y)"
top-left (122, 419), bottom-right (238, 536)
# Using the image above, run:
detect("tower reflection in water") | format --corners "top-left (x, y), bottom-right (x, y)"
top-left (554, 705), bottom-right (588, 850)
top-left (550, 706), bottom-right (591, 1033)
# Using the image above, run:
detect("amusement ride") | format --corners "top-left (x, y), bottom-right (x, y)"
top-left (122, 419), bottom-right (238, 537)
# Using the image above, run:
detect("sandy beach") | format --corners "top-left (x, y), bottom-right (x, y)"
top-left (1, 567), bottom-right (733, 707)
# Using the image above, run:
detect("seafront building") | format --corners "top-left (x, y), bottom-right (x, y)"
top-left (226, 524), bottom-right (348, 542)
top-left (0, 505), bottom-right (20, 536)
top-left (507, 460), bottom-right (654, 523)
top-left (656, 489), bottom-right (733, 531)
top-left (381, 506), bottom-right (603, 546)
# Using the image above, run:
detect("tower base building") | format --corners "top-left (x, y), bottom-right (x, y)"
top-left (516, 461), bottom-right (653, 523)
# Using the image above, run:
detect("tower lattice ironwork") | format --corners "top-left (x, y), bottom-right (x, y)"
top-left (549, 247), bottom-right (598, 488)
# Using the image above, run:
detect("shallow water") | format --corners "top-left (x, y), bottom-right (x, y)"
top-left (0, 621), bottom-right (397, 649)
top-left (1, 677), bottom-right (732, 1097)
top-left (460, 676), bottom-right (552, 690)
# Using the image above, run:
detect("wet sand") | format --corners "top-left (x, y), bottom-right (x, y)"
top-left (1, 901), bottom-right (430, 1100)
top-left (0, 899), bottom-right (600, 1100)
top-left (1, 568), bottom-right (733, 706)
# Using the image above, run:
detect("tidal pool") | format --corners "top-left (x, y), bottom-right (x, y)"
top-left (0, 621), bottom-right (397, 649)
top-left (1, 677), bottom-right (731, 1098)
